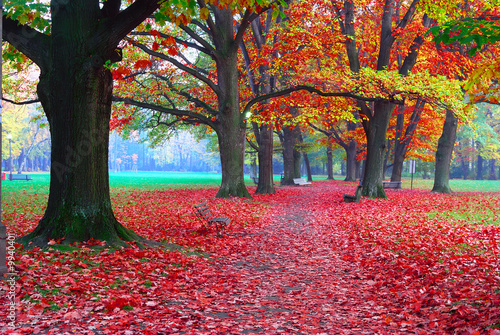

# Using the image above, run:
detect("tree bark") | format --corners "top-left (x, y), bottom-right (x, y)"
top-left (213, 8), bottom-right (251, 198)
top-left (3, 0), bottom-right (163, 247)
top-left (255, 124), bottom-right (275, 194)
top-left (361, 101), bottom-right (394, 198)
top-left (432, 110), bottom-right (457, 193)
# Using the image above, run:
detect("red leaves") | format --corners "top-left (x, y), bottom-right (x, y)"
top-left (167, 46), bottom-right (178, 57)
top-left (1, 182), bottom-right (499, 333)
top-left (133, 59), bottom-right (152, 70)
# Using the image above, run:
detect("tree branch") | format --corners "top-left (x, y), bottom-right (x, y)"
top-left (152, 73), bottom-right (218, 115)
top-left (242, 85), bottom-right (402, 115)
top-left (104, 0), bottom-right (163, 48)
top-left (2, 97), bottom-right (40, 105)
top-left (127, 38), bottom-right (221, 96)
top-left (112, 96), bottom-right (217, 129)
top-left (2, 16), bottom-right (50, 71)
top-left (130, 31), bottom-right (212, 55)
top-left (178, 24), bottom-right (216, 56)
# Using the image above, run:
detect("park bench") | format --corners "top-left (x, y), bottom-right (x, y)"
top-left (383, 181), bottom-right (402, 189)
top-left (343, 185), bottom-right (363, 203)
top-left (359, 179), bottom-right (401, 189)
top-left (9, 174), bottom-right (32, 181)
top-left (193, 201), bottom-right (231, 237)
top-left (293, 178), bottom-right (311, 186)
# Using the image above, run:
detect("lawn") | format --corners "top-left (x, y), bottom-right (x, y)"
top-left (1, 173), bottom-right (499, 333)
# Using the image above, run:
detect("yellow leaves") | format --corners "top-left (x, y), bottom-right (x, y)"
top-left (465, 58), bottom-right (500, 105)
top-left (200, 7), bottom-right (209, 21)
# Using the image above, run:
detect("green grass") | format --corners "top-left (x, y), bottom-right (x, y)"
top-left (1, 171), bottom-right (291, 194)
top-left (2, 172), bottom-right (499, 195)
top-left (404, 178), bottom-right (500, 193)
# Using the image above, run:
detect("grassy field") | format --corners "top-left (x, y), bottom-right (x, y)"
top-left (2, 171), bottom-right (499, 195)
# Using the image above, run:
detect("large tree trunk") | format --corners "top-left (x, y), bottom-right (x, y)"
top-left (432, 110), bottom-right (457, 193)
top-left (361, 101), bottom-right (394, 198)
top-left (255, 124), bottom-right (275, 194)
top-left (214, 9), bottom-right (251, 198)
top-left (22, 35), bottom-right (137, 246)
top-left (7, 0), bottom-right (163, 247)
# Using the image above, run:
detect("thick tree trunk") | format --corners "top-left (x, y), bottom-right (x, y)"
top-left (8, 0), bottom-right (165, 247)
top-left (362, 101), bottom-right (394, 198)
top-left (432, 110), bottom-right (457, 193)
top-left (255, 124), bottom-right (275, 194)
top-left (21, 44), bottom-right (139, 247)
top-left (214, 9), bottom-right (251, 198)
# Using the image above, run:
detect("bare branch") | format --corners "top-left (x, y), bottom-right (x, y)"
top-left (2, 97), bottom-right (40, 105)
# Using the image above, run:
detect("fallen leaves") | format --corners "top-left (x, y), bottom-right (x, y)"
top-left (1, 181), bottom-right (499, 333)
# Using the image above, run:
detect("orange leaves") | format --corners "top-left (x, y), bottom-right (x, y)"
top-left (133, 59), bottom-right (152, 70)
top-left (161, 36), bottom-right (176, 47)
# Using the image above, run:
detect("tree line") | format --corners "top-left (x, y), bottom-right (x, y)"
top-left (2, 0), bottom-right (499, 247)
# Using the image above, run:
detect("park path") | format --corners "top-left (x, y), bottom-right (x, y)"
top-left (159, 185), bottom-right (411, 334)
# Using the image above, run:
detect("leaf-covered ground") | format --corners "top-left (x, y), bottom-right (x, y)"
top-left (1, 181), bottom-right (500, 334)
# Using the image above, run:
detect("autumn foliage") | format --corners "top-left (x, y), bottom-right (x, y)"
top-left (2, 182), bottom-right (500, 333)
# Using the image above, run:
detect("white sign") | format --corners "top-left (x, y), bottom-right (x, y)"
top-left (409, 160), bottom-right (416, 174)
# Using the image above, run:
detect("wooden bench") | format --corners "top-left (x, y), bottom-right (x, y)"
top-left (383, 181), bottom-right (401, 189)
top-left (359, 179), bottom-right (401, 189)
top-left (193, 201), bottom-right (230, 236)
top-left (9, 174), bottom-right (32, 181)
top-left (343, 185), bottom-right (363, 203)
top-left (293, 178), bottom-right (311, 186)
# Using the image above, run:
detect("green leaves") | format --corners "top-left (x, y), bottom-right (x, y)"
top-left (429, 18), bottom-right (500, 56)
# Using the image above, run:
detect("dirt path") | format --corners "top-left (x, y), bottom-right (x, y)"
top-left (160, 186), bottom-right (410, 334)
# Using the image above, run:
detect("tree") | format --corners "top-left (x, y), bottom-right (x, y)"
top-left (3, 0), bottom-right (168, 247)
top-left (240, 8), bottom-right (284, 194)
top-left (432, 109), bottom-right (458, 193)
top-left (113, 3), bottom-right (283, 198)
